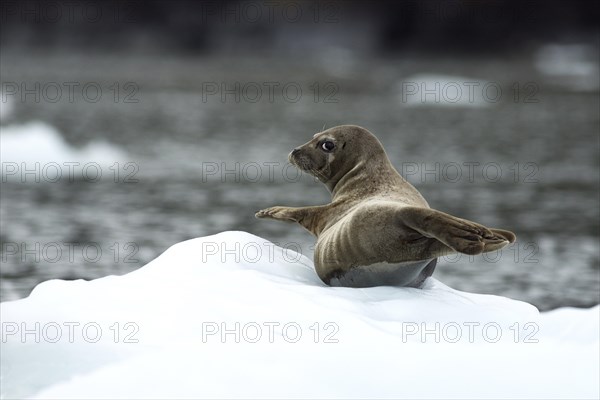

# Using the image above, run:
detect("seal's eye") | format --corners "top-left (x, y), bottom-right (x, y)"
top-left (321, 141), bottom-right (335, 152)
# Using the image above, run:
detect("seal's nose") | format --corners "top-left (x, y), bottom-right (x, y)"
top-left (291, 148), bottom-right (300, 156)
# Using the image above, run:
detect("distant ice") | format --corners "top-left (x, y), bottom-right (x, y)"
top-left (535, 44), bottom-right (600, 91)
top-left (398, 74), bottom-right (493, 108)
top-left (1, 231), bottom-right (598, 399)
top-left (0, 122), bottom-right (128, 181)
top-left (0, 92), bottom-right (14, 122)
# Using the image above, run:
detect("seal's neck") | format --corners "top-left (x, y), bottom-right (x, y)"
top-left (329, 156), bottom-right (403, 201)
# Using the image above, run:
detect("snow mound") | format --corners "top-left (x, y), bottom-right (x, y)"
top-left (0, 122), bottom-right (127, 181)
top-left (1, 231), bottom-right (598, 399)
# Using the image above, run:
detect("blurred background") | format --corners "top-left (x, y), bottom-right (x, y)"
top-left (0, 0), bottom-right (598, 310)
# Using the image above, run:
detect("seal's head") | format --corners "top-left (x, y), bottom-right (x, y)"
top-left (288, 125), bottom-right (389, 193)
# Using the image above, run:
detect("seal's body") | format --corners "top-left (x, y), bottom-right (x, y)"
top-left (256, 125), bottom-right (515, 288)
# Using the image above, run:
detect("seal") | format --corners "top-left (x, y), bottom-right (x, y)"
top-left (256, 125), bottom-right (516, 288)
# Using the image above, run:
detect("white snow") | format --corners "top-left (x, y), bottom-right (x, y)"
top-left (0, 122), bottom-right (128, 180)
top-left (1, 231), bottom-right (598, 399)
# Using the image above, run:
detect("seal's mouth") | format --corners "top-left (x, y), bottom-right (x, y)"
top-left (287, 150), bottom-right (298, 166)
top-left (288, 151), bottom-right (311, 171)
top-left (289, 151), bottom-right (329, 182)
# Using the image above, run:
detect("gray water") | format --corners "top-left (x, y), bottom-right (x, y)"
top-left (1, 49), bottom-right (598, 310)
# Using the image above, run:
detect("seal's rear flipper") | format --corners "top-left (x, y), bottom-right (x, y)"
top-left (399, 207), bottom-right (516, 256)
top-left (489, 228), bottom-right (516, 244)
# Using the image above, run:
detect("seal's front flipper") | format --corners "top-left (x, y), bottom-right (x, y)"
top-left (255, 206), bottom-right (299, 222)
top-left (255, 204), bottom-right (330, 236)
top-left (399, 207), bottom-right (516, 256)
